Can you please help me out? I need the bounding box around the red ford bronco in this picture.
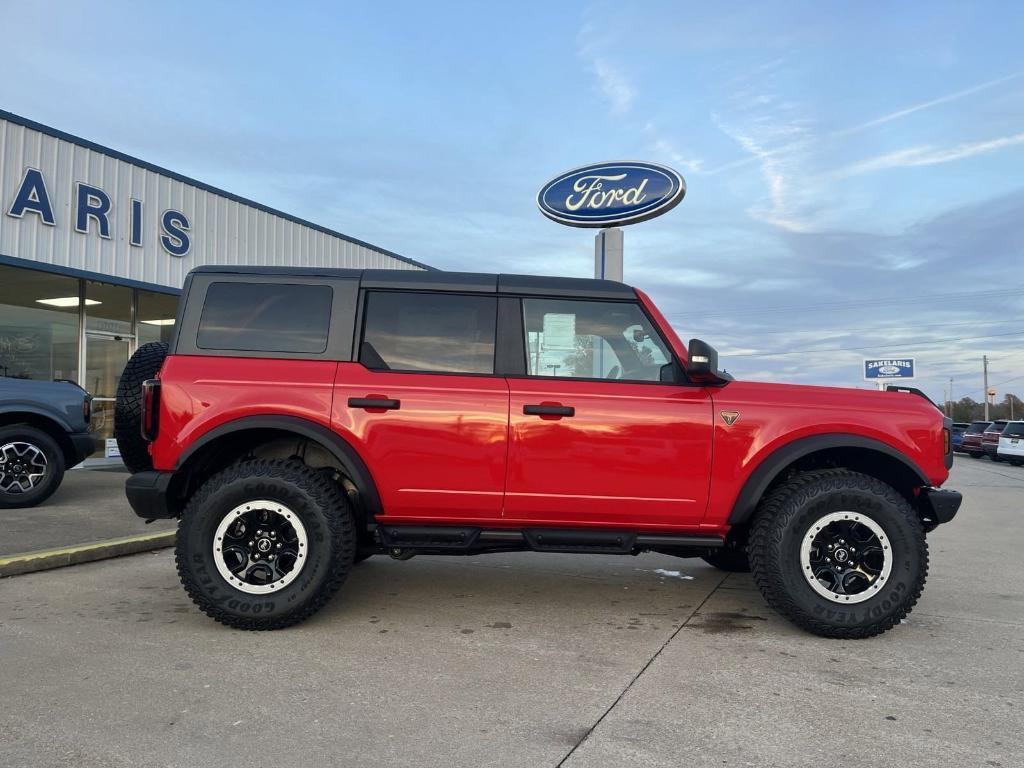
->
[116,267,960,637]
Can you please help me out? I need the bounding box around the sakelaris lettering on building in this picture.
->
[5,167,191,256]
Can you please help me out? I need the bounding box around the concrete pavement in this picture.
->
[0,468,174,558]
[0,457,1021,767]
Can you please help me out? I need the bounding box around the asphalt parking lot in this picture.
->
[1,457,1021,768]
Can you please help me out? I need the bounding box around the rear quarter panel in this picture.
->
[150,356,338,470]
[704,381,948,531]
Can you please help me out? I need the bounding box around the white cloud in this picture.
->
[646,128,704,174]
[711,109,819,233]
[590,57,634,115]
[835,71,1024,137]
[833,131,1024,177]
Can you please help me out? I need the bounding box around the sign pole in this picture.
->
[595,227,624,281]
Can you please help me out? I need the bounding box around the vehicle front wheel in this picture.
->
[701,548,750,572]
[0,425,65,509]
[175,459,356,629]
[749,469,927,639]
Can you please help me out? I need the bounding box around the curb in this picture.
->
[0,531,176,578]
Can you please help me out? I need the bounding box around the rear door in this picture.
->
[503,296,713,528]
[332,290,509,522]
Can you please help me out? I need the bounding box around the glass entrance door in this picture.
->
[85,334,131,457]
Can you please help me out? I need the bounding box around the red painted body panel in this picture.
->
[150,356,337,471]
[330,363,509,520]
[702,381,949,529]
[504,378,712,527]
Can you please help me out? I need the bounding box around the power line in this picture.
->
[724,329,1024,358]
[669,285,1024,320]
[701,317,1021,338]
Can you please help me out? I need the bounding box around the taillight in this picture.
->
[83,395,92,424]
[943,428,950,455]
[141,379,161,442]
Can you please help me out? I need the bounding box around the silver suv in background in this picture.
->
[0,377,94,508]
[996,421,1024,467]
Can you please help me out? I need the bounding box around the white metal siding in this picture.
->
[0,117,422,289]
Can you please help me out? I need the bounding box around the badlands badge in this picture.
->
[720,410,740,426]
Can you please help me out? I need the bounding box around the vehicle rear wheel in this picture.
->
[0,425,65,509]
[115,341,168,473]
[1009,459,1024,467]
[749,469,927,639]
[701,548,750,572]
[175,459,356,629]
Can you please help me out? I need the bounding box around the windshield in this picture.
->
[967,421,991,434]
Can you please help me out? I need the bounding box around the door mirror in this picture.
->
[686,338,732,386]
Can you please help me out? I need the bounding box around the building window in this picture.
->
[85,280,133,337]
[0,264,80,382]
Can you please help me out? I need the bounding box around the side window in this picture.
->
[360,291,497,374]
[522,299,671,382]
[197,282,332,354]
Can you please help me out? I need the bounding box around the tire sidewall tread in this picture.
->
[0,424,65,509]
[749,469,928,639]
[175,459,356,630]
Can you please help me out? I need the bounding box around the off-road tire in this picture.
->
[749,469,927,639]
[115,341,168,473]
[175,459,356,630]
[701,548,750,572]
[0,425,65,509]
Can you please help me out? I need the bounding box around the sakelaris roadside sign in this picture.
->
[864,358,915,381]
[537,161,686,228]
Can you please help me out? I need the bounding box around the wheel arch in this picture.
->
[0,410,76,468]
[727,433,929,527]
[170,415,382,522]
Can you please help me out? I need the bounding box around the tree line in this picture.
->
[944,394,1023,423]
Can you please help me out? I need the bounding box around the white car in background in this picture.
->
[997,421,1024,467]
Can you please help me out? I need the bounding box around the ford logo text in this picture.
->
[537,162,686,228]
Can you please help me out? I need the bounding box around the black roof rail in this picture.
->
[885,384,940,410]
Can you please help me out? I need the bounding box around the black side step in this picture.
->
[523,528,636,554]
[373,524,724,555]
[378,525,481,551]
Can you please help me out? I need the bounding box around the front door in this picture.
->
[84,333,131,457]
[332,290,509,522]
[504,297,713,528]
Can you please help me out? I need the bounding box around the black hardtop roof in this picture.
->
[188,265,636,300]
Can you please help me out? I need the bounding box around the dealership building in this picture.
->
[0,110,429,458]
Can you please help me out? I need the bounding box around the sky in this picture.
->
[2,0,1023,403]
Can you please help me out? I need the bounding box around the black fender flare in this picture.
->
[175,415,383,519]
[726,433,930,525]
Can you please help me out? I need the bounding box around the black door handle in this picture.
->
[348,397,401,410]
[523,404,575,417]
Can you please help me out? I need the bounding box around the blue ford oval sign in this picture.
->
[537,161,686,228]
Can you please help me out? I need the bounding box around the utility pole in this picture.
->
[949,377,954,417]
[983,355,989,421]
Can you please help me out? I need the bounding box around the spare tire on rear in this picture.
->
[115,341,168,473]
